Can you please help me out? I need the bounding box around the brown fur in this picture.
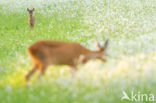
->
[27,8,35,29]
[25,40,108,82]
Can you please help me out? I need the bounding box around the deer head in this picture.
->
[83,39,109,62]
[27,8,35,16]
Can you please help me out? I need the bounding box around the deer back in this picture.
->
[27,40,91,66]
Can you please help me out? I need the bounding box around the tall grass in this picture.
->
[0,0,156,103]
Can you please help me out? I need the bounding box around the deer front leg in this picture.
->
[69,65,77,75]
[30,24,34,29]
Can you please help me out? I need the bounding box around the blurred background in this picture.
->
[0,0,156,103]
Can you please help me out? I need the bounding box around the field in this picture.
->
[0,0,156,103]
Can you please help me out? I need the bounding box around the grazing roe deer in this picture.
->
[27,8,35,29]
[25,40,109,82]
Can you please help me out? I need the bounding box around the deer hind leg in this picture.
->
[38,62,48,79]
[25,64,38,82]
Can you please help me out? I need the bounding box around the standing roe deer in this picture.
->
[25,40,109,82]
[27,8,35,29]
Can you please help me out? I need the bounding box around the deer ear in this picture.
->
[103,39,109,51]
[27,8,29,11]
[94,39,102,51]
[32,8,35,11]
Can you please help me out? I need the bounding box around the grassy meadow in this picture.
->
[0,0,156,103]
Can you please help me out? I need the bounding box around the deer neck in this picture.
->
[85,50,102,59]
[29,15,33,18]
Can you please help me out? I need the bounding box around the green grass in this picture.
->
[0,0,156,103]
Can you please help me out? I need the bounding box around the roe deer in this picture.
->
[25,40,109,82]
[27,8,35,29]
